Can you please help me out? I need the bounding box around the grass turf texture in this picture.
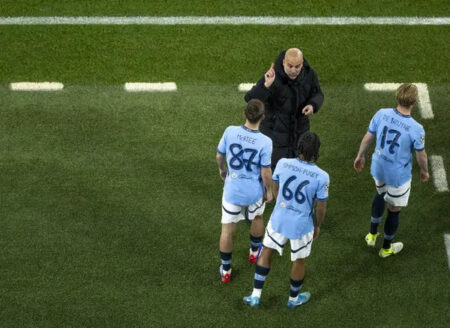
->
[1,83,449,327]
[1,0,450,17]
[1,16,450,328]
[1,26,449,85]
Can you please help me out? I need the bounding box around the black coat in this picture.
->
[245,50,324,166]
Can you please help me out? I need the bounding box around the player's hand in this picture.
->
[354,156,365,172]
[264,63,275,88]
[420,169,429,182]
[219,169,227,181]
[302,105,314,116]
[313,226,320,240]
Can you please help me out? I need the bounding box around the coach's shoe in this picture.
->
[379,242,404,258]
[243,295,260,307]
[287,291,311,309]
[219,265,231,283]
[248,245,262,263]
[365,232,379,247]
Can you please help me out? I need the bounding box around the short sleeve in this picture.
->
[272,159,282,182]
[368,112,379,135]
[217,128,228,155]
[260,139,272,168]
[316,173,330,201]
[413,125,425,151]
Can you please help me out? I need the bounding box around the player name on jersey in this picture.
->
[382,114,411,132]
[236,133,257,144]
[282,162,320,179]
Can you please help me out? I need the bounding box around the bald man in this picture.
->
[245,48,324,169]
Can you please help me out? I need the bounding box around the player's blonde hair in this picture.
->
[396,83,418,107]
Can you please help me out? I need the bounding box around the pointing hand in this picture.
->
[264,63,275,88]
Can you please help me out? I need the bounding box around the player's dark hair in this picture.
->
[297,132,321,162]
[245,99,265,123]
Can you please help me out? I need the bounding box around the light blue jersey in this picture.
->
[217,125,272,206]
[270,158,329,240]
[368,108,425,187]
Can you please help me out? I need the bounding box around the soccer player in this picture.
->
[243,132,329,308]
[216,99,273,283]
[354,83,429,258]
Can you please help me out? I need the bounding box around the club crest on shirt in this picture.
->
[231,172,238,179]
[280,202,286,208]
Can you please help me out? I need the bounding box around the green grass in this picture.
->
[1,25,449,85]
[1,0,450,16]
[0,1,449,327]
[0,84,449,327]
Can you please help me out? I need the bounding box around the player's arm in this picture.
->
[303,69,324,114]
[313,201,327,240]
[216,152,227,181]
[354,132,375,172]
[271,181,279,200]
[415,150,429,182]
[244,63,275,102]
[261,167,273,202]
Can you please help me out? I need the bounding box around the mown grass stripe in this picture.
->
[1,16,450,25]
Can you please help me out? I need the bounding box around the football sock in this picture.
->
[370,216,382,235]
[220,251,232,271]
[383,210,400,249]
[250,234,263,253]
[370,193,385,234]
[289,278,304,301]
[252,265,270,297]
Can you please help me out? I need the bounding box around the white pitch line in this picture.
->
[415,83,434,119]
[238,83,255,92]
[124,82,177,92]
[430,155,449,192]
[10,82,63,91]
[444,234,450,270]
[364,83,434,119]
[1,16,450,25]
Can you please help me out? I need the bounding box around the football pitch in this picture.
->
[1,1,449,327]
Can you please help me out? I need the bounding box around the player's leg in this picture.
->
[287,231,313,308]
[247,199,265,262]
[243,247,275,306]
[249,214,264,263]
[289,259,306,303]
[365,180,387,246]
[220,197,245,282]
[379,204,403,257]
[379,180,410,258]
[219,223,236,282]
[243,220,286,306]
